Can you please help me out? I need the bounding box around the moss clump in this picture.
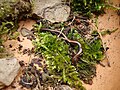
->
[33,32,85,90]
[0,0,32,21]
[32,21,104,89]
[69,0,106,17]
[69,30,104,84]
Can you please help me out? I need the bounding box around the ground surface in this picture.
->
[85,0,120,90]
[2,0,120,90]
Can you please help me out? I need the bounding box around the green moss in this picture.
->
[69,0,106,17]
[33,32,85,90]
[33,22,104,89]
[0,0,32,21]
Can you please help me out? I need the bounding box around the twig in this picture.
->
[35,72,42,89]
[57,27,64,38]
[21,78,33,85]
[40,28,82,63]
[88,21,111,67]
[106,3,120,10]
[89,36,99,44]
[99,62,105,67]
[68,16,75,26]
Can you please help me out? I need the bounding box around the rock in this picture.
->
[33,0,61,15]
[0,57,20,89]
[33,0,70,23]
[54,85,73,90]
[43,4,70,23]
[20,28,35,40]
[20,28,33,37]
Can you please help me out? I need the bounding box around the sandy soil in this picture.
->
[85,0,120,90]
[3,20,36,90]
[2,0,120,90]
[4,20,36,64]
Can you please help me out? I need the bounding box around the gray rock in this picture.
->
[43,4,70,23]
[55,85,73,90]
[33,0,61,14]
[0,57,20,88]
[33,0,70,23]
[20,28,33,37]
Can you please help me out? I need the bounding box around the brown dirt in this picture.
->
[2,0,120,89]
[84,0,120,90]
[3,20,36,90]
[4,19,36,64]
